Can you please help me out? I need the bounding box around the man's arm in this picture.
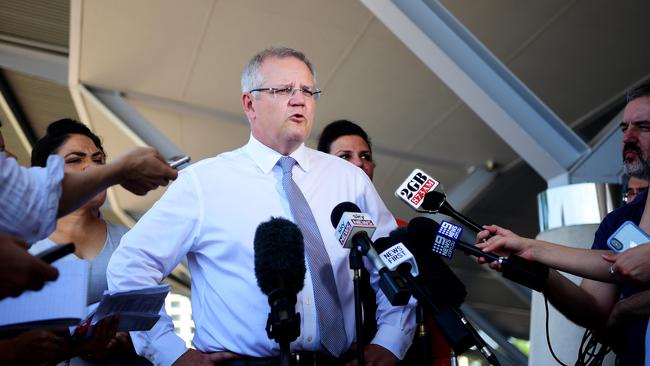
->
[0,153,64,242]
[605,288,650,332]
[58,147,177,217]
[544,272,618,329]
[107,169,204,365]
[361,179,416,364]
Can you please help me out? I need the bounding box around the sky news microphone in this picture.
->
[254,217,305,347]
[409,217,549,292]
[330,202,410,306]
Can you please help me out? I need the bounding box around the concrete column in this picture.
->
[529,183,621,365]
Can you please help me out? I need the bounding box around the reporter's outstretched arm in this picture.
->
[476,224,618,329]
[58,147,177,217]
[476,224,615,282]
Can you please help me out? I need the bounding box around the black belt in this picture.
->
[221,352,343,366]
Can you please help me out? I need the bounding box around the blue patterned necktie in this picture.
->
[278,156,348,357]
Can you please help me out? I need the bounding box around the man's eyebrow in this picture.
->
[620,120,650,127]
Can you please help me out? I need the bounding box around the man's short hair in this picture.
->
[626,81,650,103]
[241,47,315,93]
[317,120,372,153]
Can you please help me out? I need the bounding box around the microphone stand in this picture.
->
[350,234,411,306]
[265,288,300,366]
[452,306,500,366]
[348,247,365,366]
[415,305,431,366]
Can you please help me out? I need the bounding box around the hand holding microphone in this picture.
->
[475,224,538,270]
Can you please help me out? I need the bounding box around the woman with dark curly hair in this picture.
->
[29,119,149,366]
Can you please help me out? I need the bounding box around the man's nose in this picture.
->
[623,126,638,143]
[288,89,306,105]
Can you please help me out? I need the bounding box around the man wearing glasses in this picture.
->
[108,47,414,366]
[625,176,649,204]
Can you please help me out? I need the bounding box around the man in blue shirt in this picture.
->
[476,82,650,364]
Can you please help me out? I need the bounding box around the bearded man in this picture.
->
[475,82,650,364]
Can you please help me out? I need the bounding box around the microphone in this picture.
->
[376,233,419,278]
[394,169,442,212]
[395,169,549,290]
[409,217,498,261]
[389,228,466,308]
[372,232,476,356]
[330,202,411,306]
[422,190,485,233]
[379,229,500,365]
[393,169,484,232]
[409,217,549,292]
[254,217,305,347]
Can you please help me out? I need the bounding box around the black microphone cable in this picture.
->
[543,295,569,366]
[543,294,615,366]
[576,327,613,366]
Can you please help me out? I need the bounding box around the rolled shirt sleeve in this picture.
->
[0,154,63,242]
[362,178,416,359]
[130,308,188,365]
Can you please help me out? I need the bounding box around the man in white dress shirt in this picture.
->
[107,47,415,366]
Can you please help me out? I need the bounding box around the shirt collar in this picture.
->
[244,134,311,174]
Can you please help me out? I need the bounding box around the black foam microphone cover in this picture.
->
[421,190,446,212]
[407,217,437,245]
[254,217,306,296]
[395,224,467,307]
[330,201,361,227]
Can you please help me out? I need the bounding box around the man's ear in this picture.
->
[242,93,255,121]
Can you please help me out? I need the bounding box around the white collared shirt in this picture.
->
[0,153,63,243]
[107,135,415,365]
